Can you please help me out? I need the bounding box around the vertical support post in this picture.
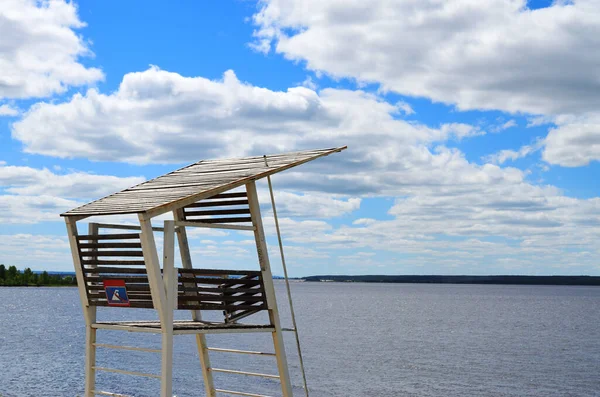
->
[246,181,294,397]
[65,217,97,397]
[174,209,216,397]
[138,214,171,397]
[162,221,176,397]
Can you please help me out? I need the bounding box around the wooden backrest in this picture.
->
[182,192,252,225]
[77,234,268,321]
[77,232,153,308]
[178,269,268,323]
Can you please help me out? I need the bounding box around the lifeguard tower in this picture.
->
[62,147,346,397]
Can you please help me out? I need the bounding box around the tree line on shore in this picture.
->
[0,264,77,286]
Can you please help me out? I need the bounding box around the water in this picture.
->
[1,282,599,397]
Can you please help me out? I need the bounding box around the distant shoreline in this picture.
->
[302,275,600,286]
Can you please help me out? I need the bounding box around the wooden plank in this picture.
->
[84,267,148,274]
[90,300,155,309]
[77,234,141,240]
[85,275,150,283]
[81,251,144,257]
[81,260,146,266]
[62,147,346,218]
[190,217,252,224]
[177,268,260,276]
[88,284,151,292]
[208,192,247,199]
[79,242,142,249]
[177,277,261,286]
[184,208,250,217]
[185,199,248,208]
[178,295,264,303]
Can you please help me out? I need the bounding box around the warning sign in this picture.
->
[103,280,130,307]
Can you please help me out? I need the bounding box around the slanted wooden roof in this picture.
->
[62,146,346,218]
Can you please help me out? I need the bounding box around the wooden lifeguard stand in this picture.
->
[62,147,346,397]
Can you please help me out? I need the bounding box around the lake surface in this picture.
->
[1,282,599,396]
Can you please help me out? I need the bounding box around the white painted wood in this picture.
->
[246,181,293,397]
[91,322,275,334]
[210,368,280,379]
[137,214,167,324]
[96,223,165,232]
[85,223,99,397]
[174,208,216,397]
[161,220,175,397]
[93,390,133,397]
[85,308,97,397]
[206,347,276,356]
[64,218,90,311]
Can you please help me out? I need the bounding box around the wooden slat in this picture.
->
[88,284,151,292]
[189,217,252,224]
[208,192,247,199]
[77,233,141,240]
[85,276,150,283]
[178,295,264,303]
[61,147,346,217]
[185,199,248,208]
[81,251,144,257]
[184,208,250,217]
[177,269,260,276]
[84,267,149,274]
[81,260,146,266]
[177,277,261,286]
[79,242,142,249]
[90,300,154,309]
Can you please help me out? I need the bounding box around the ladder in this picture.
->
[86,327,300,397]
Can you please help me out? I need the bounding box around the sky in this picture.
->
[1,0,600,277]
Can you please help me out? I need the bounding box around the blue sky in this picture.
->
[1,0,600,276]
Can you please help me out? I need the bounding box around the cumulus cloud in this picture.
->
[0,164,144,198]
[485,139,544,165]
[0,163,145,223]
[12,67,475,164]
[8,68,600,274]
[251,0,600,166]
[0,0,103,99]
[251,0,600,116]
[543,117,600,167]
[0,104,18,116]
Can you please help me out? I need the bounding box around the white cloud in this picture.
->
[0,164,144,198]
[542,116,600,167]
[0,104,18,116]
[259,190,361,218]
[251,0,600,167]
[485,139,544,165]
[8,67,600,274]
[0,163,145,223]
[251,0,600,116]
[0,234,72,271]
[12,67,476,164]
[0,0,103,99]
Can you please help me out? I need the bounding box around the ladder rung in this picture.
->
[93,391,133,397]
[94,343,161,353]
[207,347,276,356]
[215,389,274,397]
[93,366,160,379]
[282,328,296,332]
[210,368,280,379]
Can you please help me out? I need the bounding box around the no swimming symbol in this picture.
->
[103,279,131,307]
